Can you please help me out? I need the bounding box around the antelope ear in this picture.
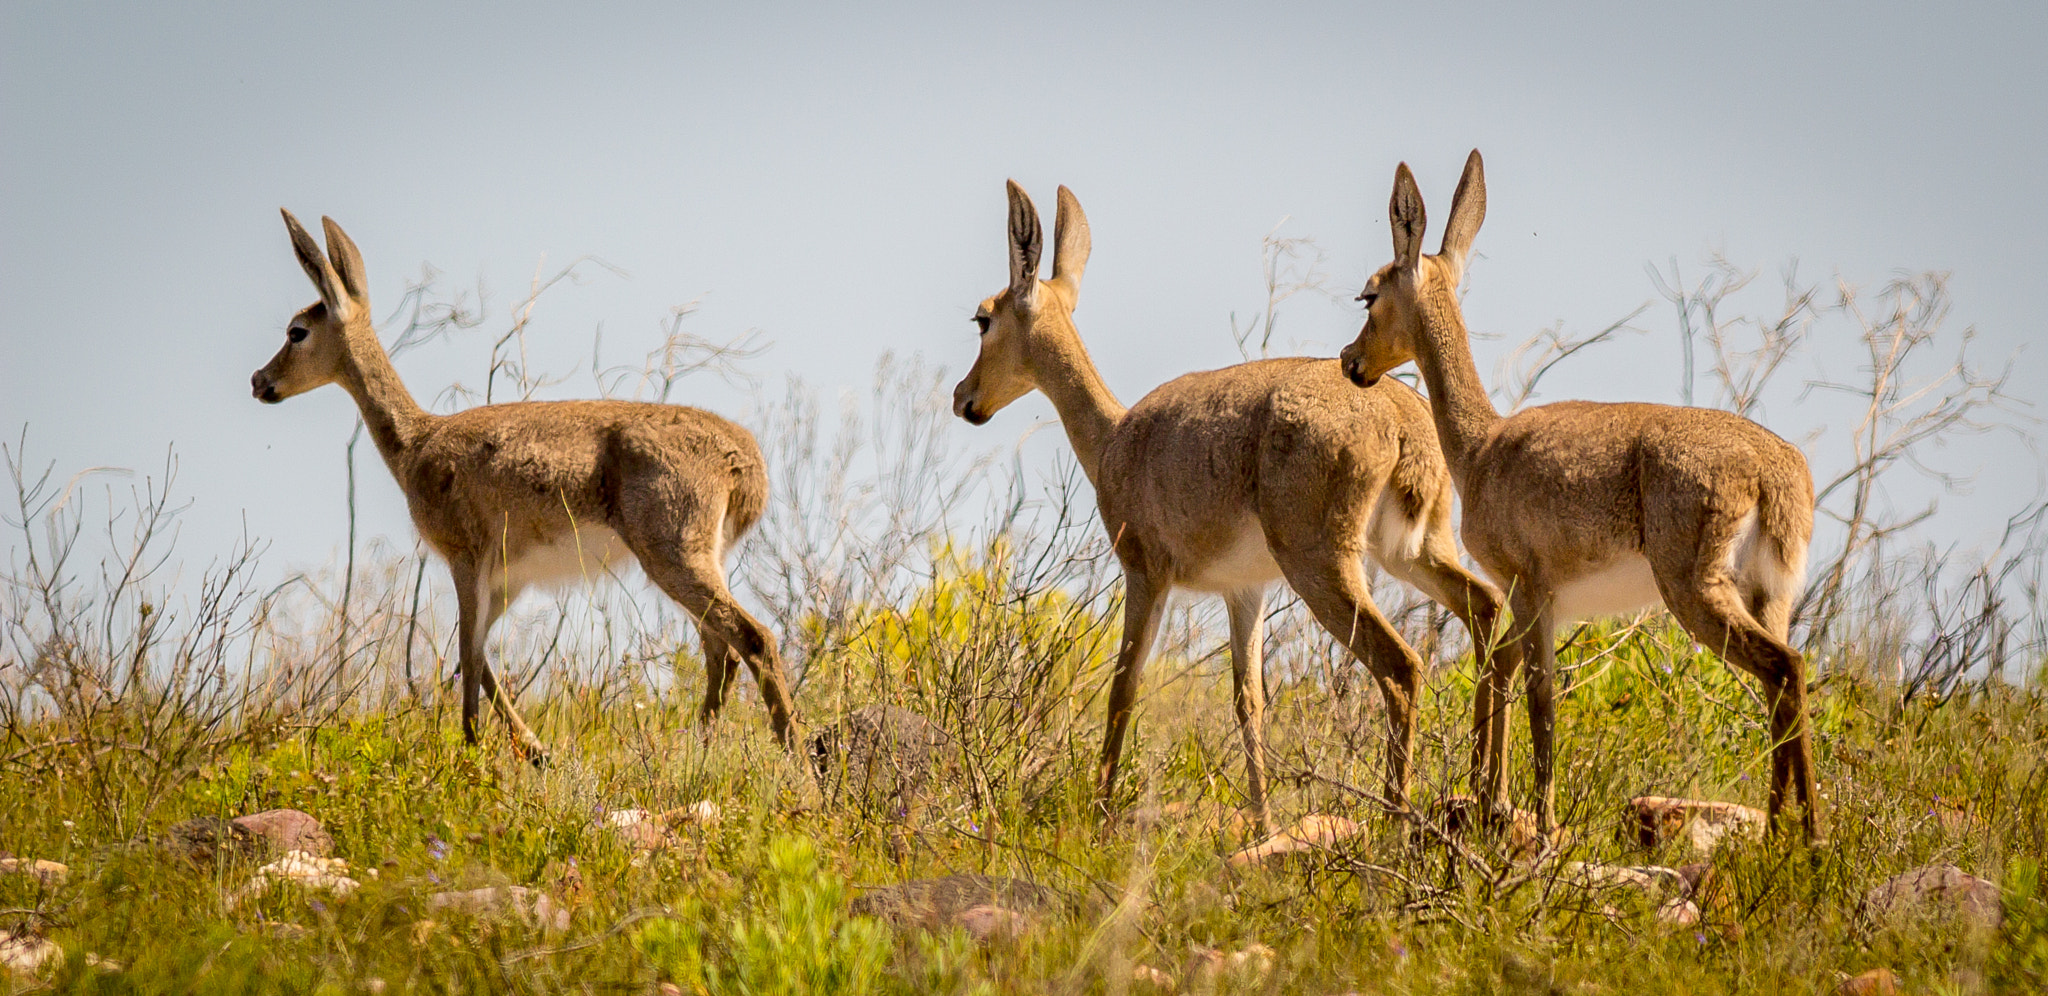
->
[321,216,369,307]
[1005,180,1043,309]
[1438,149,1486,284]
[1048,185,1091,305]
[1389,163,1427,272]
[282,208,351,319]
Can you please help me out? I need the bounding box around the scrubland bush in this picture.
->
[0,254,2043,992]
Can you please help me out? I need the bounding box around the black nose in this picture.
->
[960,402,989,426]
[1343,360,1368,387]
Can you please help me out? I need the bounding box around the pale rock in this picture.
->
[953,904,1032,942]
[1624,796,1766,856]
[1226,814,1360,868]
[1184,942,1276,987]
[604,801,720,852]
[231,809,334,858]
[1835,967,1901,996]
[1656,897,1702,926]
[1131,964,1177,990]
[0,858,68,887]
[231,850,361,907]
[0,933,63,978]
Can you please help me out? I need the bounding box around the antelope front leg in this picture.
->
[453,566,547,763]
[1098,572,1167,821]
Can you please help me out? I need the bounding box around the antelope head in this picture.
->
[1341,149,1486,388]
[952,180,1091,425]
[252,210,371,404]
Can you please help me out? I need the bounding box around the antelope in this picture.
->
[952,182,1512,832]
[1339,152,1821,840]
[251,211,798,760]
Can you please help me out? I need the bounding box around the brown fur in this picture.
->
[1339,152,1821,840]
[954,183,1513,831]
[251,211,796,759]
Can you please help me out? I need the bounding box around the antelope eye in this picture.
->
[287,327,309,343]
[973,315,991,334]
[1356,293,1378,308]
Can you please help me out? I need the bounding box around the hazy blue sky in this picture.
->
[3,1,2042,582]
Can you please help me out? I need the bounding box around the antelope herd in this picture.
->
[254,151,1823,842]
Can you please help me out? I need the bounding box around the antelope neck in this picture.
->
[1408,292,1501,493]
[336,332,433,472]
[1027,316,1126,486]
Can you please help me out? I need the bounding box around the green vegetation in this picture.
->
[2,561,2044,994]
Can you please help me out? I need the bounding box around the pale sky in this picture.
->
[4,2,2042,585]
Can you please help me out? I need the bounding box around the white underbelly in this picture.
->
[1552,553,1664,624]
[1186,522,1283,593]
[499,524,636,596]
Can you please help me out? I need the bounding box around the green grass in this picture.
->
[4,605,2046,995]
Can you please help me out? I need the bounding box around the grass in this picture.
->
[4,587,2046,994]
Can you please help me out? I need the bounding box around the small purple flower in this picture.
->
[428,872,442,885]
[427,835,450,861]
[310,899,327,913]
[1694,932,1707,944]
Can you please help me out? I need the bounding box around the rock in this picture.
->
[232,809,334,858]
[1623,797,1766,855]
[667,800,721,826]
[1184,942,1276,988]
[604,810,677,852]
[1434,795,1553,859]
[953,904,1033,942]
[1836,968,1901,996]
[603,802,720,852]
[1559,862,1688,899]
[1861,864,2001,930]
[161,816,262,866]
[1131,962,1176,990]
[229,850,363,907]
[0,857,68,887]
[1656,897,1701,926]
[808,705,951,817]
[851,874,1063,935]
[1226,814,1361,868]
[425,886,571,932]
[0,932,62,978]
